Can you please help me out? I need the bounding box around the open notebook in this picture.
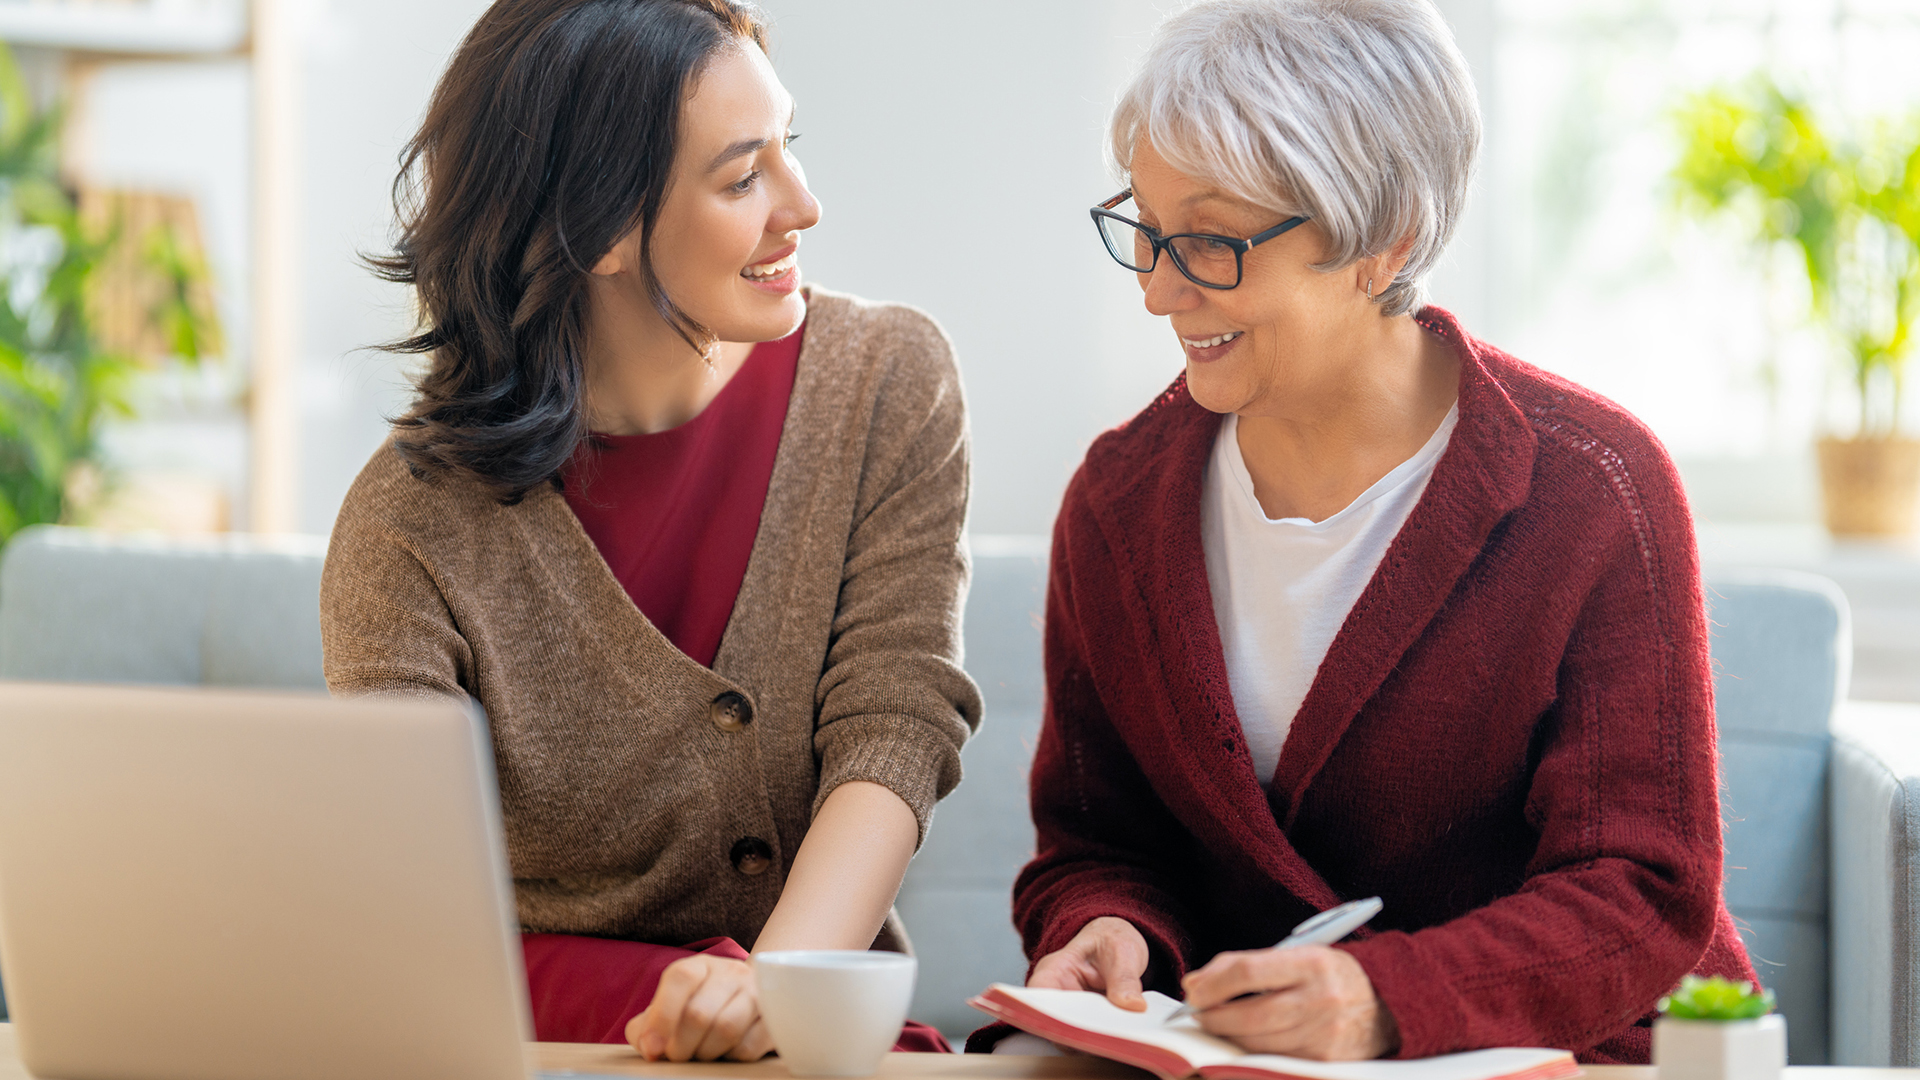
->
[969,985,1582,1080]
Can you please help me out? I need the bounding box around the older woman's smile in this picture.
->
[1180,329,1245,362]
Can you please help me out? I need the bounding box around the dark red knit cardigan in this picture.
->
[993,308,1755,1063]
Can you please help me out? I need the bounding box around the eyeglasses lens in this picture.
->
[1098,215,1155,273]
[1096,213,1241,288]
[1167,235,1241,288]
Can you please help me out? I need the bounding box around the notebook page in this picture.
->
[1202,1047,1580,1080]
[982,985,1244,1072]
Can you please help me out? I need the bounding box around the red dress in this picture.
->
[977,308,1754,1062]
[534,325,946,1052]
[562,329,801,669]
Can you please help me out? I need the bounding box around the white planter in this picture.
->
[1654,1015,1787,1080]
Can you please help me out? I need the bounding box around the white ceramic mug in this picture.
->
[753,950,917,1078]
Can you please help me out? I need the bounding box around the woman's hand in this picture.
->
[624,954,774,1062]
[1028,916,1152,1011]
[1181,945,1398,1060]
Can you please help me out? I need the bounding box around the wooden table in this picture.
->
[1,1024,1914,1080]
[534,1042,1155,1079]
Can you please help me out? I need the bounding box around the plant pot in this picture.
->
[1816,436,1920,537]
[1654,1015,1786,1080]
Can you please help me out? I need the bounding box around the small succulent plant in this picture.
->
[1658,975,1777,1021]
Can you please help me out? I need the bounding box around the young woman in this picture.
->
[320,0,978,1062]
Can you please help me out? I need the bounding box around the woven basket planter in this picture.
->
[1817,436,1920,537]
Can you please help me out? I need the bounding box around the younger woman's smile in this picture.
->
[741,245,800,294]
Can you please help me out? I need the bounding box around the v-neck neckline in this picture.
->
[533,300,831,686]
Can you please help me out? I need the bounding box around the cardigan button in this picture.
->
[710,691,753,732]
[730,836,774,876]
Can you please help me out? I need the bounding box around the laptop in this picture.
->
[0,682,533,1080]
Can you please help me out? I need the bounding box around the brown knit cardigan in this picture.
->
[320,288,983,949]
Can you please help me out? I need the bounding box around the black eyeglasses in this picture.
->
[1090,189,1309,290]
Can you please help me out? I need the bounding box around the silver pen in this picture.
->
[1164,896,1384,1023]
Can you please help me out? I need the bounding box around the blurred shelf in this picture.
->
[0,0,284,526]
[0,1,246,55]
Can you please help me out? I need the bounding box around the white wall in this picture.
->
[285,0,491,534]
[766,0,1177,536]
[771,0,1494,536]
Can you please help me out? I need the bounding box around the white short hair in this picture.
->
[1111,0,1481,317]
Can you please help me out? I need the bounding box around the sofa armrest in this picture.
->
[1831,699,1920,1066]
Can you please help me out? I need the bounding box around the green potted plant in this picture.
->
[1653,975,1785,1080]
[0,44,219,546]
[1672,77,1920,536]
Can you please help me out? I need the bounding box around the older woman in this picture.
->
[976,0,1755,1064]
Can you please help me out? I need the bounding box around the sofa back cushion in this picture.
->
[0,526,327,689]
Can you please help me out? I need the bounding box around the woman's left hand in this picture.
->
[1180,945,1399,1061]
[624,954,774,1062]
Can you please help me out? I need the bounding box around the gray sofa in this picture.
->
[1,525,1917,1062]
[1831,700,1920,1066]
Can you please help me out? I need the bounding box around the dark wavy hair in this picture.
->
[369,0,768,503]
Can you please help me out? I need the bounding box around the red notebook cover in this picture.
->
[970,984,1582,1080]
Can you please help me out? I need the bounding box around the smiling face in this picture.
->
[1128,140,1384,416]
[594,40,820,348]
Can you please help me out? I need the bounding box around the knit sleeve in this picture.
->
[319,464,473,702]
[809,309,982,845]
[1011,470,1201,989]
[1343,450,1729,1058]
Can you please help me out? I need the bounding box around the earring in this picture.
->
[1366,277,1374,303]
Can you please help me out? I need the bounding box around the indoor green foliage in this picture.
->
[0,44,218,544]
[1671,76,1920,437]
[1658,975,1777,1021]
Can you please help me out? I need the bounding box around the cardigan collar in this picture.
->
[1081,306,1537,905]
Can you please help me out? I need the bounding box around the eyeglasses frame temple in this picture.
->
[1247,214,1310,247]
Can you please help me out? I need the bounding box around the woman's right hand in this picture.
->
[1027,916,1152,1011]
[624,953,774,1062]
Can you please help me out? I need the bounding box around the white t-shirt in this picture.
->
[1200,405,1459,787]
